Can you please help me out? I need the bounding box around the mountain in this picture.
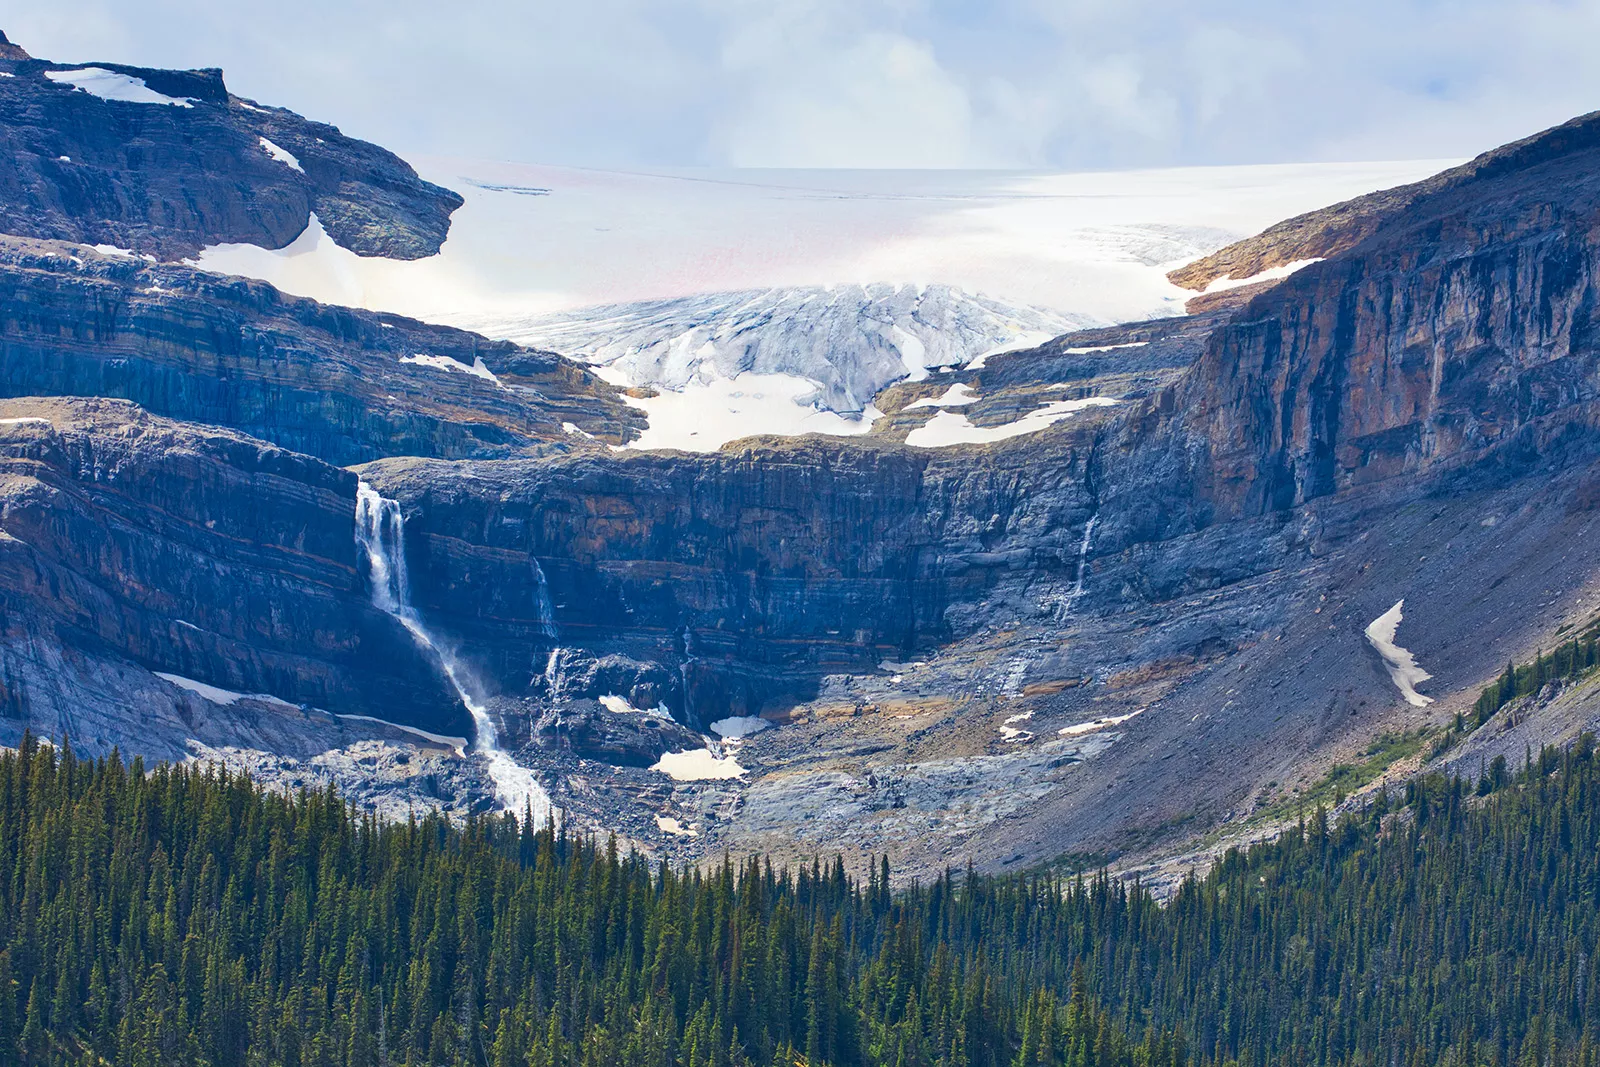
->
[2,30,1600,884]
[186,157,1445,450]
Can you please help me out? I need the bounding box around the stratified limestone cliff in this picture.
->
[1120,111,1600,540]
[0,397,471,749]
[0,236,642,462]
[0,41,461,260]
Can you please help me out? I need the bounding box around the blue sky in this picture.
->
[7,0,1600,169]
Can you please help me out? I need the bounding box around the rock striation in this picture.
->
[0,235,642,463]
[0,397,474,751]
[0,38,461,260]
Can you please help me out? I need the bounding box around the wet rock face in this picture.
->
[0,237,642,463]
[362,431,1105,722]
[0,397,471,743]
[0,42,461,260]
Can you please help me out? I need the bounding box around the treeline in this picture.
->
[1472,624,1600,725]
[5,727,1600,1067]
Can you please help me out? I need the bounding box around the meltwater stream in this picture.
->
[355,483,555,824]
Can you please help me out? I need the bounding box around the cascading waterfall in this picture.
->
[1066,512,1099,611]
[355,482,554,824]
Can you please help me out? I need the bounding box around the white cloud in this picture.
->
[9,0,1600,169]
[716,29,980,167]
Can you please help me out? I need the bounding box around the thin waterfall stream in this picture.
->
[355,482,554,824]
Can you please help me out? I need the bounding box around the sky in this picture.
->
[5,1,1600,170]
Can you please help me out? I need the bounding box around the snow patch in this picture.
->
[1062,341,1151,355]
[1059,710,1142,736]
[562,421,596,440]
[155,672,297,710]
[906,396,1120,448]
[999,711,1035,742]
[45,68,196,107]
[0,417,51,427]
[1364,600,1435,707]
[651,748,747,781]
[709,716,770,739]
[1200,259,1324,295]
[905,383,978,410]
[258,136,304,173]
[656,815,698,837]
[400,353,502,386]
[618,372,881,452]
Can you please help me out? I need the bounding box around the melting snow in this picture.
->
[906,383,979,409]
[1200,258,1324,294]
[709,716,770,739]
[45,68,196,107]
[999,711,1035,741]
[0,417,51,427]
[400,353,502,386]
[258,136,304,173]
[618,372,881,452]
[906,396,1120,448]
[655,815,698,836]
[155,672,297,709]
[1062,341,1151,355]
[1059,710,1143,736]
[1364,600,1435,706]
[651,748,747,781]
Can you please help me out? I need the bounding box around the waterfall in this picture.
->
[1067,513,1099,611]
[532,559,557,639]
[355,482,554,824]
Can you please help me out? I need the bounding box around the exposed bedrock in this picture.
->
[0,397,471,750]
[0,39,461,260]
[1101,116,1600,560]
[358,431,1106,726]
[0,237,642,462]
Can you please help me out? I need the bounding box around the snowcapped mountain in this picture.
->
[480,283,1091,416]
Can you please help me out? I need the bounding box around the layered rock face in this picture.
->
[1127,114,1600,542]
[0,397,471,751]
[361,425,1107,724]
[0,39,460,259]
[0,236,641,462]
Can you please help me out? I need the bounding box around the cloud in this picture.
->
[6,0,1600,169]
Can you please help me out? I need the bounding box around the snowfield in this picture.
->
[191,158,1453,449]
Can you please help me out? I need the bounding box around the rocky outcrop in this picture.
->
[1133,109,1600,534]
[0,397,472,749]
[0,34,461,260]
[0,236,642,462]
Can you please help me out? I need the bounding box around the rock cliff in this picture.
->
[0,38,461,260]
[0,235,642,462]
[0,397,473,751]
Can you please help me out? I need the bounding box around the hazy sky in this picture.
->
[7,1,1600,170]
